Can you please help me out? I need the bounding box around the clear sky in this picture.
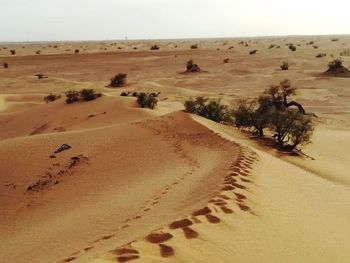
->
[1,0,349,42]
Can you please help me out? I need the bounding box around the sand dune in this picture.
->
[1,36,350,263]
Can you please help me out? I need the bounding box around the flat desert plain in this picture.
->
[0,36,350,263]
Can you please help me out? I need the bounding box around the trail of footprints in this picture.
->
[106,145,259,263]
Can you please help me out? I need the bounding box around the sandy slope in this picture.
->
[1,36,350,263]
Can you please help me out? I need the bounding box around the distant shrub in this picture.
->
[150,45,160,50]
[65,90,79,104]
[249,49,258,55]
[280,62,289,70]
[3,62,8,68]
[44,93,61,103]
[268,44,276,49]
[316,53,327,58]
[288,44,296,51]
[313,45,318,49]
[331,38,339,42]
[136,93,158,109]
[190,44,198,49]
[36,50,41,55]
[186,59,200,73]
[75,49,79,54]
[10,49,16,55]
[110,73,127,87]
[80,88,101,101]
[327,58,344,71]
[340,49,350,57]
[223,58,230,63]
[35,73,48,79]
[184,97,233,123]
[120,91,130,96]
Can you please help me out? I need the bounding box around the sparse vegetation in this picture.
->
[184,97,233,123]
[75,49,79,54]
[65,90,79,104]
[110,73,127,87]
[280,62,289,70]
[10,49,16,55]
[249,49,258,55]
[186,59,200,73]
[44,93,61,103]
[65,89,101,104]
[3,62,8,68]
[223,58,230,63]
[80,88,102,101]
[233,79,313,150]
[150,45,160,50]
[316,53,327,58]
[190,44,198,49]
[340,49,350,57]
[136,92,158,109]
[35,73,48,79]
[288,44,296,51]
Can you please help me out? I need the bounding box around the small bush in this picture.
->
[110,73,127,87]
[280,62,289,70]
[223,58,230,63]
[3,62,8,68]
[288,44,296,51]
[150,45,160,50]
[10,50,16,55]
[44,93,61,103]
[35,73,47,79]
[340,49,350,57]
[186,59,200,73]
[327,58,344,71]
[191,44,198,49]
[80,88,101,101]
[75,49,79,54]
[36,50,41,55]
[316,53,326,58]
[249,49,258,55]
[120,91,129,96]
[136,93,158,109]
[65,90,79,104]
[268,44,276,49]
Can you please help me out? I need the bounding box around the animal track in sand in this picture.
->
[159,244,175,257]
[220,205,234,214]
[83,246,94,252]
[61,256,77,262]
[182,226,199,239]
[205,214,221,224]
[117,255,140,262]
[169,218,193,229]
[145,232,173,244]
[192,206,211,216]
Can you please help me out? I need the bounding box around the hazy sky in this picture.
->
[1,0,349,41]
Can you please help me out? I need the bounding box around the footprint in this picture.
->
[220,205,234,214]
[117,255,140,263]
[205,214,221,224]
[112,247,139,255]
[145,232,173,243]
[62,257,77,262]
[83,246,94,252]
[238,203,250,212]
[102,234,114,240]
[234,193,247,200]
[182,226,199,239]
[192,207,211,216]
[159,244,175,258]
[169,218,193,229]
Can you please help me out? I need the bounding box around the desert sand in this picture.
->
[0,36,349,263]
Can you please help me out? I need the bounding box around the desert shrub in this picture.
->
[280,62,289,70]
[288,44,296,51]
[223,58,230,63]
[3,62,8,68]
[65,90,79,104]
[36,50,41,55]
[120,91,129,96]
[80,88,101,101]
[75,49,79,54]
[268,44,276,49]
[44,93,61,103]
[331,38,339,42]
[136,93,158,109]
[229,46,234,49]
[150,45,160,50]
[340,49,350,57]
[313,45,318,49]
[10,50,16,55]
[191,44,198,49]
[110,73,127,87]
[327,58,344,71]
[184,97,233,123]
[316,53,326,58]
[270,108,314,149]
[186,59,200,72]
[35,73,47,79]
[249,49,258,55]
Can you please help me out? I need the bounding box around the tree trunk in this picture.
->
[285,101,306,114]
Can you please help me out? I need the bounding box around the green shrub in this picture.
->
[184,97,233,123]
[44,93,61,103]
[136,93,158,109]
[80,88,101,101]
[65,90,79,104]
[110,73,127,87]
